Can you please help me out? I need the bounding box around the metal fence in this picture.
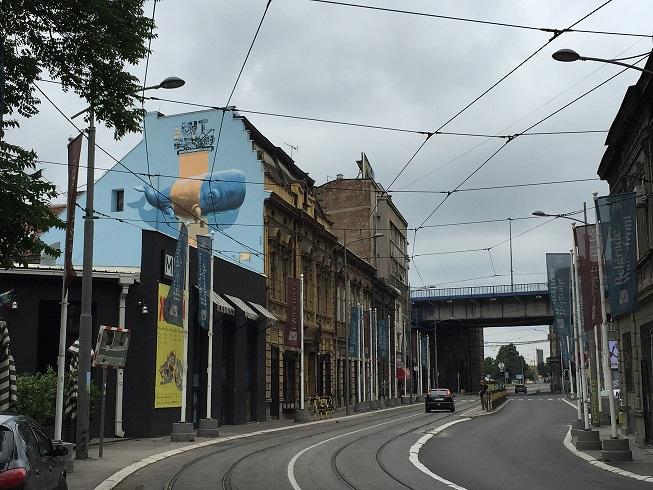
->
[411,283,548,300]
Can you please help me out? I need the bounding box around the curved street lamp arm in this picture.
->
[580,56,653,76]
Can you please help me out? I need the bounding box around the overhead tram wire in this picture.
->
[414,52,650,233]
[360,0,616,237]
[308,0,650,38]
[34,83,265,258]
[33,159,601,195]
[207,0,273,234]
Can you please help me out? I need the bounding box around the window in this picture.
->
[0,428,14,464]
[17,423,39,459]
[112,189,124,212]
[31,424,53,457]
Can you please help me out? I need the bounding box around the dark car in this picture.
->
[515,384,528,394]
[0,415,68,489]
[425,389,455,412]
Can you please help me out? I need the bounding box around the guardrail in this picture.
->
[411,283,548,300]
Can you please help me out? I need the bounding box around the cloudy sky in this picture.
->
[10,0,653,362]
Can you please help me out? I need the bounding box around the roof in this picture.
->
[1,264,140,281]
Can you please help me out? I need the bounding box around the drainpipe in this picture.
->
[115,283,130,437]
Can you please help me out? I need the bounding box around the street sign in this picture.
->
[93,325,131,369]
[498,362,505,371]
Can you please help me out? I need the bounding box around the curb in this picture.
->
[562,426,653,483]
[93,400,435,490]
[458,398,512,418]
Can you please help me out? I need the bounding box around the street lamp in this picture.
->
[341,232,383,415]
[65,76,185,459]
[552,49,653,76]
[531,210,588,225]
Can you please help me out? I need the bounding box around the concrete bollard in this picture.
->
[571,429,602,450]
[171,422,195,442]
[294,408,313,423]
[197,418,220,437]
[602,438,632,461]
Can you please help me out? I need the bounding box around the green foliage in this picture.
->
[483,356,497,378]
[1,1,156,267]
[11,367,100,427]
[537,361,552,377]
[495,343,528,381]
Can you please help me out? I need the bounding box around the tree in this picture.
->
[537,362,551,378]
[483,357,497,378]
[1,1,156,267]
[495,343,528,382]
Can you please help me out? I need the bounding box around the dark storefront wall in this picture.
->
[127,231,266,438]
[0,271,130,440]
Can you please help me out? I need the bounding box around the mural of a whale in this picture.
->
[134,169,247,221]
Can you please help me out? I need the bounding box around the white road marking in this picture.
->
[287,411,422,490]
[563,426,653,482]
[94,401,425,490]
[548,398,554,401]
[561,398,579,410]
[408,418,471,489]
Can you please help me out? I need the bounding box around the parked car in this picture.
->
[425,389,455,412]
[514,384,528,394]
[0,415,68,489]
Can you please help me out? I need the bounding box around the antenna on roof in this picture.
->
[283,142,299,159]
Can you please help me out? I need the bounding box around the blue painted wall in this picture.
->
[41,110,265,273]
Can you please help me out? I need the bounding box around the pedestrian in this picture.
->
[479,380,488,409]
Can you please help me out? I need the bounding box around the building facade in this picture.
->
[596,54,653,444]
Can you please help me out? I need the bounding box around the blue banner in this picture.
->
[597,192,638,317]
[377,319,388,360]
[421,335,428,367]
[348,306,359,357]
[546,253,572,337]
[197,234,212,330]
[164,223,188,326]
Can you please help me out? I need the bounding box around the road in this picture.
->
[112,391,644,490]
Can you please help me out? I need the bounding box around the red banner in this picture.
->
[285,277,300,348]
[574,224,601,332]
[64,134,83,289]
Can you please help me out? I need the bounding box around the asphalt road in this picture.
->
[421,394,649,490]
[112,391,644,490]
[114,396,479,490]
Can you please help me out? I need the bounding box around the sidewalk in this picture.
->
[456,398,511,418]
[68,400,431,490]
[571,424,653,479]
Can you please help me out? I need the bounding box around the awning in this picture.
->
[248,302,278,323]
[223,294,259,321]
[212,291,235,316]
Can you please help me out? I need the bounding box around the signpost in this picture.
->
[92,325,131,458]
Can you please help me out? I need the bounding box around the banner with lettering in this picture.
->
[196,234,212,330]
[421,335,428,367]
[164,224,188,326]
[156,283,183,408]
[546,253,572,337]
[377,318,388,359]
[348,306,360,357]
[596,192,638,317]
[285,278,300,348]
[574,225,602,332]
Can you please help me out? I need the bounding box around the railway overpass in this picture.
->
[411,283,553,394]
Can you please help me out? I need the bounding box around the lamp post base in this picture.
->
[171,422,195,442]
[197,418,220,438]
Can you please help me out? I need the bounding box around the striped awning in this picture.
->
[248,302,278,323]
[211,291,235,316]
[223,295,259,321]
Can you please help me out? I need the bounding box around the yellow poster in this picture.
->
[155,282,184,408]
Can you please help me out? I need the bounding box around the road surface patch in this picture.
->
[562,426,653,483]
[408,418,471,489]
[94,402,423,490]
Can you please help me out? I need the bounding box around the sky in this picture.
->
[8,0,653,363]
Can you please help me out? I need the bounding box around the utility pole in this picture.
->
[343,230,351,414]
[572,244,590,430]
[75,108,95,460]
[509,218,514,291]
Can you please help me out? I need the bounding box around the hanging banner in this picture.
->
[420,335,428,367]
[164,223,188,326]
[574,225,602,332]
[377,318,388,359]
[155,283,184,408]
[546,253,572,337]
[348,306,360,357]
[362,310,370,358]
[285,277,300,348]
[596,192,638,317]
[64,134,83,289]
[196,234,212,330]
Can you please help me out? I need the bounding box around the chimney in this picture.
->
[336,174,344,180]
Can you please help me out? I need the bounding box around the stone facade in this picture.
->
[597,54,653,445]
